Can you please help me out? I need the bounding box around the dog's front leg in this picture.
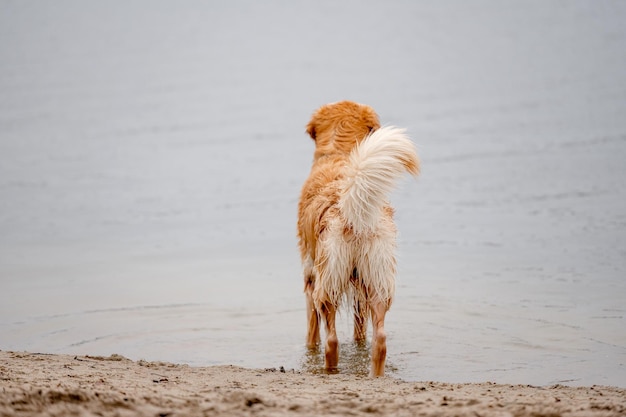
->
[353,298,368,342]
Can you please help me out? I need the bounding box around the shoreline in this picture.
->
[1,351,624,416]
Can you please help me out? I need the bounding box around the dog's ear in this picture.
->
[306,120,316,141]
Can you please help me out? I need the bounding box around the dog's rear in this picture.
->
[297,101,419,376]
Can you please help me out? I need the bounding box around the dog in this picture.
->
[297,101,419,376]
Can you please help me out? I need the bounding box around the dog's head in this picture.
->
[306,101,380,160]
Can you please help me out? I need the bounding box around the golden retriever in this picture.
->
[297,101,419,376]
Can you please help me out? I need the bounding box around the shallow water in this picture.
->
[1,1,625,387]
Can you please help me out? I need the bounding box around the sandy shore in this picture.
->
[0,351,624,417]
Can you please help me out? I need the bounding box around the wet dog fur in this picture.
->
[297,101,419,376]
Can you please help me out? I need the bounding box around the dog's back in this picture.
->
[297,101,419,376]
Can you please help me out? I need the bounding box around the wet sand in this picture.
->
[2,351,625,417]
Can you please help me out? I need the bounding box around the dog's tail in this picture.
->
[339,126,419,233]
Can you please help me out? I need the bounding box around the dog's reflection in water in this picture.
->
[302,340,396,376]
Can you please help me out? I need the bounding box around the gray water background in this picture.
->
[1,1,625,387]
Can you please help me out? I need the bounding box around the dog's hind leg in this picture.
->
[320,302,339,371]
[369,300,388,377]
[305,282,320,347]
[303,258,320,347]
[355,214,396,376]
[314,220,351,371]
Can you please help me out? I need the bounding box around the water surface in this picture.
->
[1,1,625,387]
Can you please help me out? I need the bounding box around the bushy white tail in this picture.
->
[339,126,419,233]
